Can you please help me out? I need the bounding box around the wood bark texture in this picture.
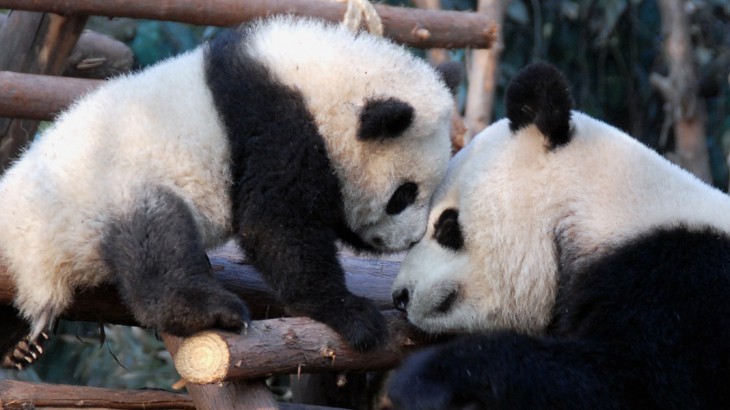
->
[163,334,280,410]
[0,380,347,409]
[167,310,432,384]
[0,379,193,409]
[0,0,497,49]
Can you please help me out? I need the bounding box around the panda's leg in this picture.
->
[100,187,248,336]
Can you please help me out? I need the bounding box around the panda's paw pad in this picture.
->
[2,332,49,370]
[334,295,388,351]
[160,287,250,336]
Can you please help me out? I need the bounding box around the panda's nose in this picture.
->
[392,288,410,312]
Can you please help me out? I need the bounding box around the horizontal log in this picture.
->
[0,71,101,120]
[165,310,441,384]
[0,379,195,409]
[0,243,399,324]
[0,380,347,409]
[0,0,498,49]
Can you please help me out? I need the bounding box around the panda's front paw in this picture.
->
[154,285,250,336]
[327,294,388,351]
[388,347,482,410]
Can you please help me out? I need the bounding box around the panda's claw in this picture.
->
[2,333,49,370]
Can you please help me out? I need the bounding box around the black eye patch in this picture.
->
[386,182,418,215]
[433,208,464,251]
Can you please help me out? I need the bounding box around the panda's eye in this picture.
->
[386,182,418,215]
[433,208,464,251]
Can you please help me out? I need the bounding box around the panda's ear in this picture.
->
[434,61,463,96]
[505,62,573,150]
[358,97,415,141]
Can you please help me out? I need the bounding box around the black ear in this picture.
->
[358,97,415,141]
[505,62,573,150]
[434,61,463,96]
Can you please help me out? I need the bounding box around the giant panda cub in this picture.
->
[388,62,730,409]
[0,16,457,368]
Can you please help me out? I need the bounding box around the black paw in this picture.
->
[153,285,250,336]
[2,332,49,370]
[324,294,388,351]
[388,347,482,410]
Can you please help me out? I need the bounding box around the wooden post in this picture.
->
[0,11,88,173]
[464,0,511,140]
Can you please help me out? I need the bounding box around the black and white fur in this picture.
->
[389,62,730,409]
[0,16,456,368]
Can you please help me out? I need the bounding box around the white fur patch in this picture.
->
[394,111,730,335]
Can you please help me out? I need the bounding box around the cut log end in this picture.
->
[175,331,232,384]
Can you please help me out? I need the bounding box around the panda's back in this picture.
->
[0,47,233,289]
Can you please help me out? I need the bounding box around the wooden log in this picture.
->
[167,310,438,384]
[0,379,347,409]
[0,0,498,49]
[0,71,102,121]
[163,334,280,410]
[0,379,195,409]
[0,247,398,324]
[0,11,88,173]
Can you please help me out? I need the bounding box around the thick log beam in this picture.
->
[0,380,347,409]
[0,379,195,409]
[0,246,399,323]
[166,310,436,384]
[0,71,101,120]
[0,0,498,49]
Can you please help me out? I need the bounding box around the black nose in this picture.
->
[392,288,410,312]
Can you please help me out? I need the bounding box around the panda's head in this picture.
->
[246,17,458,252]
[391,62,727,334]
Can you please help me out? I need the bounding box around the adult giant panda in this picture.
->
[388,62,730,409]
[0,16,457,368]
